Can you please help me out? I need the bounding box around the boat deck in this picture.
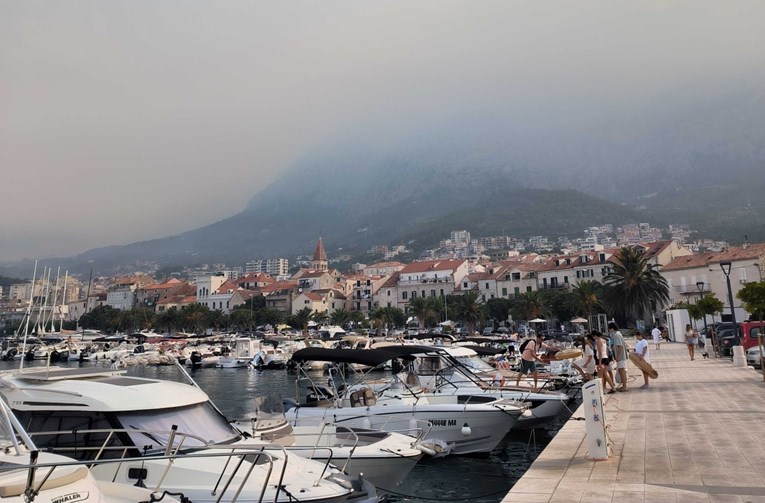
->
[502,341,765,503]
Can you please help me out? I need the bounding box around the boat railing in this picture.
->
[239,419,352,474]
[21,427,303,503]
[0,446,291,503]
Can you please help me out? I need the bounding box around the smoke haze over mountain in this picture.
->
[2,1,764,261]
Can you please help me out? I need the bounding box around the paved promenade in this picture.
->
[502,341,765,503]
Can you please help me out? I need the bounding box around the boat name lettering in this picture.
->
[52,492,89,503]
[428,419,456,426]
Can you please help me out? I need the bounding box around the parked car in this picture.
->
[746,345,765,367]
[718,328,740,356]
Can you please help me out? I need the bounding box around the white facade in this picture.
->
[246,258,289,277]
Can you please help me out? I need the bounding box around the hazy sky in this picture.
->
[2,1,764,261]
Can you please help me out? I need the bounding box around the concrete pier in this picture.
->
[502,342,765,503]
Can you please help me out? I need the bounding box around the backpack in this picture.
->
[519,339,535,353]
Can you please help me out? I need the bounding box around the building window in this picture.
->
[402,291,408,300]
[431,290,436,297]
[502,287,507,296]
[440,289,444,296]
[526,286,532,292]
[412,291,417,298]
[421,290,426,298]
[463,282,468,288]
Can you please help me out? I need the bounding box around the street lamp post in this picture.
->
[696,281,710,352]
[720,261,740,348]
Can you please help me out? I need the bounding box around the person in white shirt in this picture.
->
[634,331,651,389]
[651,325,661,350]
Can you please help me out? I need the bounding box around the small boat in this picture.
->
[234,395,424,490]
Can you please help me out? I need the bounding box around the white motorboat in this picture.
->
[216,337,259,368]
[381,345,572,429]
[0,396,182,503]
[0,366,377,503]
[234,395,423,490]
[285,348,526,455]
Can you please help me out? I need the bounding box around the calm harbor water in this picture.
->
[0,358,579,502]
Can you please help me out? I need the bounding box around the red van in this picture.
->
[741,321,765,350]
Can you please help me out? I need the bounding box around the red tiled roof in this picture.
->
[400,259,466,274]
[662,243,765,272]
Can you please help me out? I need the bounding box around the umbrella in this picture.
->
[570,317,588,324]
[529,318,546,323]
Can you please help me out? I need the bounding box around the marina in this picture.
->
[0,345,579,502]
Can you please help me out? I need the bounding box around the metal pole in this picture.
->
[697,282,709,350]
[721,262,740,348]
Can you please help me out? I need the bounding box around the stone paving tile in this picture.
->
[501,342,765,503]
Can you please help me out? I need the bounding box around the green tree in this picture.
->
[698,293,725,324]
[603,246,669,325]
[330,308,353,327]
[569,280,606,318]
[511,291,550,322]
[408,297,439,328]
[485,298,512,326]
[737,282,765,320]
[155,307,182,334]
[256,308,284,327]
[207,309,227,332]
[292,307,314,337]
[451,291,486,335]
[180,304,211,333]
[229,309,254,331]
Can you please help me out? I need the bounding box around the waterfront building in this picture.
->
[105,275,154,311]
[395,259,468,312]
[660,242,765,321]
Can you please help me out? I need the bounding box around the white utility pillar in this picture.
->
[582,378,611,460]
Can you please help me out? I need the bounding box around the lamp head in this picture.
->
[696,281,705,290]
[720,261,732,275]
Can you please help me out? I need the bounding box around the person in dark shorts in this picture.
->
[515,334,543,390]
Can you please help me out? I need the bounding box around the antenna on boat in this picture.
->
[19,260,39,371]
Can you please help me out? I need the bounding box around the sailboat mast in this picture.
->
[20,260,39,371]
[60,271,69,332]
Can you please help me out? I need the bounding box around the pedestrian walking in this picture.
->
[572,334,596,381]
[633,331,651,388]
[651,325,661,350]
[685,323,698,361]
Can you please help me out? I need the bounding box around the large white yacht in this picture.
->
[284,348,526,455]
[0,396,182,503]
[0,366,377,503]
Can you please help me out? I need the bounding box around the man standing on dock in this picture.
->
[609,322,628,392]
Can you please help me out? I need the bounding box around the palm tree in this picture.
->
[155,307,182,334]
[452,292,486,335]
[229,309,254,331]
[330,308,352,327]
[181,304,211,334]
[569,280,605,318]
[293,307,314,337]
[511,291,550,322]
[408,297,439,328]
[603,246,669,325]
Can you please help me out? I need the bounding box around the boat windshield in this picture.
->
[455,354,496,372]
[115,402,240,452]
[0,410,14,449]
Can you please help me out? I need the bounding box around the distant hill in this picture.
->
[2,87,764,276]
